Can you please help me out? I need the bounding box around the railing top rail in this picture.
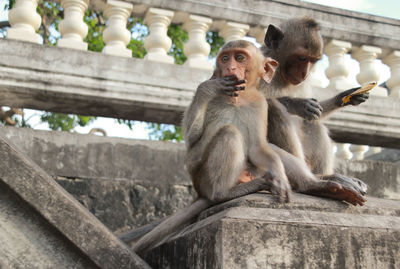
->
[87,0,400,52]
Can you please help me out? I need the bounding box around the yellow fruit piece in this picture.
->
[341,81,377,106]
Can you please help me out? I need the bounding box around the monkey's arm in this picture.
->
[319,87,369,118]
[183,102,206,148]
[184,77,246,148]
[277,87,369,120]
[183,81,217,148]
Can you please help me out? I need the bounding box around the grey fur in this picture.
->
[132,41,291,255]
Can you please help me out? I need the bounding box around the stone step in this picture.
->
[0,133,150,269]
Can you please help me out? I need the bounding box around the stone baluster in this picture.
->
[352,45,386,96]
[183,15,212,70]
[324,40,354,90]
[102,0,133,57]
[143,8,174,64]
[219,22,249,43]
[6,0,41,43]
[57,0,89,50]
[249,27,266,45]
[365,146,382,158]
[349,144,369,160]
[335,143,352,160]
[383,51,400,98]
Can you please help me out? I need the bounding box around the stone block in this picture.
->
[145,193,400,268]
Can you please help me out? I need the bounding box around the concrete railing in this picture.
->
[2,0,400,158]
[6,0,400,91]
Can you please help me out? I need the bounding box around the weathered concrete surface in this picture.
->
[0,181,99,269]
[0,133,150,269]
[0,126,196,234]
[145,193,400,269]
[337,159,400,200]
[1,39,400,148]
[0,38,208,125]
[365,148,400,163]
[0,126,399,235]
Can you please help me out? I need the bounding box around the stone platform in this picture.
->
[145,193,400,269]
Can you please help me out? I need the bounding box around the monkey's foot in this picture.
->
[262,171,292,203]
[320,173,367,195]
[303,180,366,206]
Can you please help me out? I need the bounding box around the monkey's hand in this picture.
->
[336,87,369,107]
[303,179,367,206]
[200,75,245,97]
[278,97,322,121]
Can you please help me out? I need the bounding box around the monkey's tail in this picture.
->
[118,218,164,244]
[132,198,212,254]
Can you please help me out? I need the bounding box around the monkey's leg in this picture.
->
[300,120,368,198]
[198,125,278,203]
[270,144,366,206]
[197,125,257,201]
[248,143,291,202]
[301,120,334,174]
[267,99,305,161]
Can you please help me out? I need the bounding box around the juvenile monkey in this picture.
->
[261,17,368,198]
[131,40,291,254]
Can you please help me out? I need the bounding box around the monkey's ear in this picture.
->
[262,58,278,83]
[264,25,284,50]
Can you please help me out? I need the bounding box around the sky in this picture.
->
[302,0,400,20]
[1,0,399,139]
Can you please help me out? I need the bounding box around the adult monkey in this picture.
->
[131,40,291,255]
[261,17,368,197]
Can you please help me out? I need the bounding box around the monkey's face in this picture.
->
[282,46,321,85]
[217,47,256,87]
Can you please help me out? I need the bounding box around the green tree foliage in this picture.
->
[167,24,188,65]
[147,123,183,142]
[207,31,225,59]
[40,113,95,131]
[84,10,106,52]
[1,0,224,139]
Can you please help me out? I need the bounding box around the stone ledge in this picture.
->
[1,39,400,148]
[145,193,400,268]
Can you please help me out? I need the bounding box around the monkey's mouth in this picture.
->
[223,74,240,80]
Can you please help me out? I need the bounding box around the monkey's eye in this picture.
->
[220,55,229,63]
[235,54,246,62]
[297,55,308,62]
